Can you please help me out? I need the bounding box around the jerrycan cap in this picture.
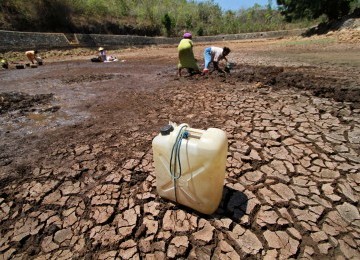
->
[160,125,174,136]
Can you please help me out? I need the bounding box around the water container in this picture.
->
[152,123,228,214]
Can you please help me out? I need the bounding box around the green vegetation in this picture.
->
[277,0,360,21]
[0,0,358,36]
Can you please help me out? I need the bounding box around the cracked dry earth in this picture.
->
[0,37,360,260]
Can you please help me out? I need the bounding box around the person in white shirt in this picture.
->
[25,50,42,64]
[203,46,231,74]
[98,47,107,62]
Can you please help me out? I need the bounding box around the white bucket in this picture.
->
[152,123,228,214]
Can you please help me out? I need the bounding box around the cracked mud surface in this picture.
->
[0,36,360,259]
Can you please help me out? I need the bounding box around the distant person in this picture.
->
[1,57,8,69]
[91,47,118,62]
[177,32,200,77]
[25,50,42,64]
[203,46,231,74]
[98,47,107,62]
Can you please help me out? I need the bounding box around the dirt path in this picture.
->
[0,35,360,259]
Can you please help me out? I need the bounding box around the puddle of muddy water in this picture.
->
[0,65,115,136]
[0,107,90,136]
[1,103,87,137]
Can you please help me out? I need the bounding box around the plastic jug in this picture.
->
[152,123,228,214]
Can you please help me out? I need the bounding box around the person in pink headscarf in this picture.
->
[177,32,200,77]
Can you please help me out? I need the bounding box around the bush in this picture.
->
[0,0,326,36]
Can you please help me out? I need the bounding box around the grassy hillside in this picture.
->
[0,0,322,36]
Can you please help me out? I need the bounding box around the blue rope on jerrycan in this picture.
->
[169,125,189,201]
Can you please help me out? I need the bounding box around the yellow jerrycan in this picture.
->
[152,123,228,215]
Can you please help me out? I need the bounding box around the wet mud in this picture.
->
[0,92,55,114]
[233,64,360,108]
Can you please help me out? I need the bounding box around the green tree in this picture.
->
[162,13,175,37]
[277,0,356,21]
[35,0,73,32]
[0,0,324,36]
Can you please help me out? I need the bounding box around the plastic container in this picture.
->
[15,64,25,69]
[152,123,228,214]
[35,56,42,64]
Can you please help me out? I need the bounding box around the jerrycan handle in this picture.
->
[186,128,203,139]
